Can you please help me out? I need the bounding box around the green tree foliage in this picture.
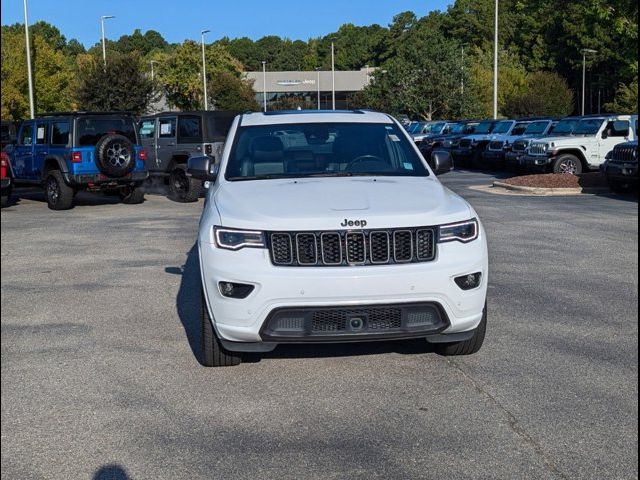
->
[113,29,169,56]
[604,79,639,113]
[1,27,75,119]
[76,51,156,114]
[210,71,260,111]
[503,71,574,117]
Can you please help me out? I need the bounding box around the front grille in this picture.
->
[268,227,437,267]
[512,139,529,152]
[488,140,504,151]
[610,144,638,164]
[261,303,449,341]
[528,143,547,156]
[459,139,472,149]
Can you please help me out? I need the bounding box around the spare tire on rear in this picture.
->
[95,134,136,178]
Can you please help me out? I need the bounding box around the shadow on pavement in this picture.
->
[92,464,131,480]
[169,244,437,366]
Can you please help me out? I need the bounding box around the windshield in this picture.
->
[225,122,429,181]
[449,123,466,134]
[493,121,514,135]
[76,117,137,146]
[525,121,550,135]
[550,119,578,135]
[428,122,446,135]
[511,123,529,136]
[573,119,605,135]
[474,121,494,134]
[408,122,426,134]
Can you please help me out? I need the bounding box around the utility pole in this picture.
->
[331,38,336,110]
[100,15,115,68]
[201,30,210,110]
[493,0,498,119]
[23,0,35,119]
[262,61,267,112]
[316,67,321,110]
[581,49,597,116]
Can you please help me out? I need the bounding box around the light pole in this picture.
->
[262,61,267,112]
[331,38,336,110]
[316,67,321,110]
[581,48,597,116]
[22,0,35,119]
[493,0,498,119]
[201,29,210,110]
[150,60,158,81]
[100,15,115,67]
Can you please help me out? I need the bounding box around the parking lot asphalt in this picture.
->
[1,171,638,480]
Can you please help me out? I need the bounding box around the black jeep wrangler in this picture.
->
[138,111,238,202]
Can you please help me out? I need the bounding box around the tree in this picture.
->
[76,51,157,114]
[604,79,638,113]
[209,71,260,111]
[503,71,574,117]
[1,28,74,119]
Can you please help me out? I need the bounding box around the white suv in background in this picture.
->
[188,111,489,367]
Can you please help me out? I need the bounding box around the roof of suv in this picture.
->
[240,110,394,127]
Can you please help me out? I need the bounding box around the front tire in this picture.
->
[432,304,487,356]
[201,289,241,367]
[45,170,74,210]
[119,184,145,204]
[169,164,201,203]
[553,154,583,175]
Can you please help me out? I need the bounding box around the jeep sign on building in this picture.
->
[246,68,374,110]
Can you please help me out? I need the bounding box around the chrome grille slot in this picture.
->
[416,229,435,261]
[488,140,504,151]
[528,144,547,155]
[346,232,366,264]
[295,233,317,265]
[271,233,293,264]
[369,231,390,264]
[393,230,413,263]
[320,233,342,265]
[611,144,638,163]
[512,139,529,152]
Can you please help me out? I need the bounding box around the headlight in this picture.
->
[438,219,479,244]
[214,227,266,250]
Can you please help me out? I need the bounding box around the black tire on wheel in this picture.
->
[201,288,241,367]
[169,164,202,203]
[119,184,145,204]
[606,178,634,194]
[432,304,487,356]
[95,134,136,178]
[553,154,583,175]
[1,192,9,208]
[44,170,74,210]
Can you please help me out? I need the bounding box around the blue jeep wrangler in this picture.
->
[6,112,148,210]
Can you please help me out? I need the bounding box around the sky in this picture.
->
[1,0,452,47]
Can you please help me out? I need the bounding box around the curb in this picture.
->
[492,181,610,196]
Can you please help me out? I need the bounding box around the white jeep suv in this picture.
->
[188,111,488,367]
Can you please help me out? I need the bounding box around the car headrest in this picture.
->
[251,136,284,163]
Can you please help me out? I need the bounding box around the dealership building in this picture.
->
[245,68,374,110]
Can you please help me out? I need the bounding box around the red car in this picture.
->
[1,151,12,207]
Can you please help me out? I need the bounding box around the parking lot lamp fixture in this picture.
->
[22,0,35,119]
[100,15,115,67]
[316,67,321,110]
[262,61,267,112]
[331,38,336,110]
[201,30,210,110]
[581,49,597,115]
[493,0,498,119]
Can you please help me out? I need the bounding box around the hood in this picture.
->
[462,133,493,142]
[213,177,472,231]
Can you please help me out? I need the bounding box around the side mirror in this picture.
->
[430,150,453,176]
[601,130,609,139]
[187,156,217,181]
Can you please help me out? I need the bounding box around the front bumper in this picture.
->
[521,154,552,171]
[64,170,149,187]
[480,150,505,165]
[504,151,525,167]
[603,161,639,182]
[199,234,488,345]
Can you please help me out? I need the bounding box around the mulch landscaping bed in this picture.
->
[503,173,608,189]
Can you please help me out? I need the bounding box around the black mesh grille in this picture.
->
[296,233,317,265]
[369,231,390,264]
[312,311,348,332]
[269,227,436,267]
[489,140,504,150]
[346,233,366,264]
[367,308,402,329]
[393,231,413,262]
[416,229,435,260]
[459,139,472,149]
[271,233,293,264]
[321,233,342,264]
